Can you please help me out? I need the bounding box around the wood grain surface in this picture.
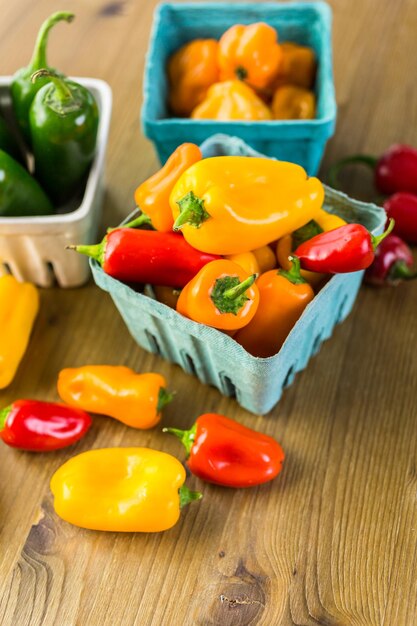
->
[1,0,417,624]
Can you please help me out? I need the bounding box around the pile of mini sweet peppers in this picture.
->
[71,142,395,359]
[166,22,317,121]
[0,11,99,216]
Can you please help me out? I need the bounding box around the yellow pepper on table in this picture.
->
[0,275,39,389]
[170,156,324,255]
[50,448,202,532]
[57,366,172,429]
[191,80,272,121]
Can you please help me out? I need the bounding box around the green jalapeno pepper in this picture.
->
[0,113,23,164]
[11,11,74,144]
[30,70,99,206]
[0,149,53,217]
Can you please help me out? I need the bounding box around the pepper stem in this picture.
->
[31,69,74,102]
[107,213,152,233]
[163,423,197,456]
[278,256,306,285]
[179,484,202,508]
[0,405,11,432]
[389,260,417,281]
[157,388,174,413]
[173,191,210,230]
[66,241,105,265]
[223,274,257,299]
[235,66,248,81]
[211,274,257,315]
[371,219,395,249]
[29,11,75,70]
[327,154,378,189]
[291,220,323,250]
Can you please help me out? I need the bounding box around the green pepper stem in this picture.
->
[390,260,417,281]
[278,255,306,285]
[163,423,197,457]
[66,241,105,265]
[106,213,152,233]
[29,12,75,70]
[178,484,202,508]
[223,274,257,299]
[371,219,395,249]
[235,66,248,81]
[157,388,174,413]
[173,191,210,231]
[327,154,378,190]
[31,69,74,102]
[0,405,11,432]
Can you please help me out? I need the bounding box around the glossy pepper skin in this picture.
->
[225,251,260,276]
[170,156,324,255]
[164,413,285,488]
[0,399,91,451]
[0,275,39,389]
[295,220,394,274]
[30,70,99,206]
[11,11,74,143]
[235,257,314,358]
[384,193,417,244]
[252,245,277,273]
[134,143,202,232]
[271,85,315,120]
[365,234,417,286]
[0,149,53,217]
[218,23,282,89]
[177,260,259,331]
[167,39,219,117]
[273,42,316,89]
[50,448,202,532]
[57,366,173,430]
[191,80,272,121]
[70,228,221,288]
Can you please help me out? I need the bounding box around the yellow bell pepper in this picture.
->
[170,156,324,255]
[50,447,202,532]
[0,275,39,389]
[191,80,272,121]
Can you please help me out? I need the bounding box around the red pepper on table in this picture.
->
[365,234,417,286]
[0,399,92,451]
[328,144,417,195]
[294,220,394,274]
[383,193,417,244]
[163,413,285,488]
[69,227,221,288]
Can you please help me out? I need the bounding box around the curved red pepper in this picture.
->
[164,413,285,488]
[384,193,417,244]
[0,399,92,451]
[70,228,221,288]
[365,234,417,286]
[294,220,394,274]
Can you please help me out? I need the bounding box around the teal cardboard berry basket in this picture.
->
[142,2,336,175]
[91,135,386,415]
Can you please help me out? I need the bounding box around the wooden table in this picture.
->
[1,1,416,624]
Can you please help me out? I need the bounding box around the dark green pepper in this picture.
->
[11,11,74,144]
[30,70,99,206]
[0,149,53,217]
[0,113,23,164]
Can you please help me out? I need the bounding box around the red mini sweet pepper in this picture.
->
[365,234,417,286]
[383,193,417,244]
[69,225,221,288]
[294,220,394,274]
[163,413,285,488]
[0,399,92,451]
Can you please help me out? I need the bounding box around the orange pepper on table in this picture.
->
[176,259,259,331]
[57,366,173,429]
[273,42,316,89]
[271,85,316,120]
[167,39,219,117]
[234,257,314,358]
[218,22,282,89]
[191,80,272,121]
[134,143,202,232]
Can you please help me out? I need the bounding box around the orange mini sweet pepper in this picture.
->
[191,80,271,121]
[167,39,219,117]
[271,85,316,120]
[218,22,282,89]
[170,156,324,255]
[252,245,277,273]
[57,366,172,429]
[134,143,202,232]
[273,42,316,89]
[176,259,259,331]
[234,256,314,358]
[225,251,260,276]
